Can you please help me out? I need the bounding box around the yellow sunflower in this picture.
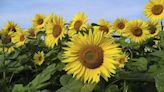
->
[32,14,46,30]
[0,29,15,54]
[33,51,45,66]
[147,21,161,37]
[45,14,65,48]
[113,18,128,35]
[69,12,87,36]
[4,21,21,33]
[63,31,122,83]
[126,20,149,43]
[12,30,28,47]
[144,0,164,21]
[116,54,129,68]
[26,27,37,38]
[94,19,113,36]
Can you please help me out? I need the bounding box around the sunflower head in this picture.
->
[12,30,27,47]
[116,54,129,68]
[147,21,161,37]
[33,51,45,66]
[63,31,122,83]
[144,0,164,21]
[0,29,13,45]
[45,14,65,48]
[126,20,149,43]
[0,30,15,54]
[32,14,46,30]
[94,19,113,35]
[113,18,128,35]
[4,21,21,33]
[26,28,37,38]
[69,12,87,36]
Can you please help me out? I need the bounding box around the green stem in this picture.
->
[2,44,7,91]
[161,20,163,31]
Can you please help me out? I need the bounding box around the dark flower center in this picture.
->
[132,27,143,37]
[52,25,62,38]
[20,35,25,42]
[149,26,157,34]
[74,20,82,31]
[152,4,163,15]
[117,22,125,29]
[79,46,104,69]
[8,26,16,32]
[99,25,109,33]
[37,18,44,25]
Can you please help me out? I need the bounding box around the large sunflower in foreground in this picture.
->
[0,30,15,54]
[12,31,28,47]
[45,14,65,48]
[33,51,45,66]
[94,19,113,36]
[147,21,161,37]
[126,20,149,43]
[63,31,121,83]
[69,12,87,36]
[144,0,164,21]
[4,21,21,33]
[32,14,46,30]
[113,18,128,35]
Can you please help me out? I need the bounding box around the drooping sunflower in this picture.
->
[69,12,87,36]
[45,14,65,48]
[116,54,129,68]
[144,0,164,21]
[147,21,161,37]
[113,18,128,35]
[33,51,45,66]
[63,31,122,83]
[32,14,46,30]
[94,19,113,36]
[4,21,21,33]
[0,29,15,54]
[12,30,28,47]
[126,20,149,43]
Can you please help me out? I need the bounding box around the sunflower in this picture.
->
[116,54,129,68]
[147,21,161,37]
[144,0,164,21]
[63,31,122,83]
[45,14,65,48]
[69,12,87,36]
[0,29,15,54]
[32,14,46,30]
[26,27,37,38]
[12,30,27,47]
[113,18,128,35]
[94,19,113,36]
[126,20,149,43]
[33,51,45,66]
[4,21,21,33]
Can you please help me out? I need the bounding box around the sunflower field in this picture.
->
[0,0,164,92]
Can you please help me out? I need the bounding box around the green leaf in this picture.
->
[80,83,96,92]
[27,63,57,91]
[150,51,164,60]
[127,57,148,72]
[105,85,120,92]
[60,74,72,86]
[12,84,26,92]
[58,74,95,92]
[155,69,164,92]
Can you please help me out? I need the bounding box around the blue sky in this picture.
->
[0,0,148,29]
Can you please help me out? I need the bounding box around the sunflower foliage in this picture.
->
[0,0,164,92]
